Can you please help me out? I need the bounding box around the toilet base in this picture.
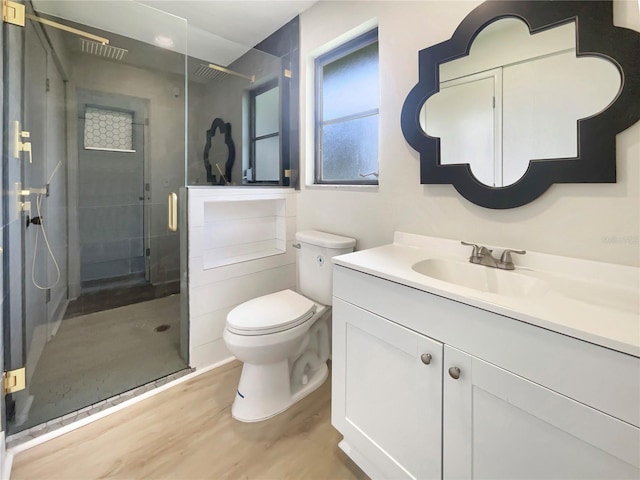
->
[231,361,329,422]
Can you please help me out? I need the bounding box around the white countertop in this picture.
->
[333,232,640,357]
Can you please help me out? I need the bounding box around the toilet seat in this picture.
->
[227,289,317,336]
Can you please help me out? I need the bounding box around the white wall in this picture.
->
[187,187,296,368]
[297,0,640,267]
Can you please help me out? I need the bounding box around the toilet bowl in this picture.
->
[224,290,329,422]
[223,230,356,422]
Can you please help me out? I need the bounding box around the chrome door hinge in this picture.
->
[3,367,26,395]
[2,0,24,26]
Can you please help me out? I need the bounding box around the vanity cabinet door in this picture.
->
[332,298,443,480]
[443,346,640,480]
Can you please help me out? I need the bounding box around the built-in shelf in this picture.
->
[203,198,286,269]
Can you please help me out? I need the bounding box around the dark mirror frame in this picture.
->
[204,118,236,185]
[401,1,640,209]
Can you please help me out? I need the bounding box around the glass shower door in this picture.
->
[2,1,188,435]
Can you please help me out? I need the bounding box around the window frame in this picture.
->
[248,79,281,184]
[314,28,379,186]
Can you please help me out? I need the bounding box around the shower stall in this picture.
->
[2,0,287,440]
[2,1,190,436]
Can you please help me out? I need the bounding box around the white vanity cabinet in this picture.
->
[332,298,443,479]
[332,264,640,480]
[443,346,640,479]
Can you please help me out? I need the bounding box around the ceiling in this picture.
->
[31,0,317,66]
[136,1,315,49]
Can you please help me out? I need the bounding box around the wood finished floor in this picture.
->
[12,361,368,480]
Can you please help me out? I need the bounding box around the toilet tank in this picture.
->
[296,230,356,305]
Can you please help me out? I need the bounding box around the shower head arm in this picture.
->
[25,13,110,45]
[206,63,255,83]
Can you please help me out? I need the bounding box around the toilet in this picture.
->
[223,230,356,422]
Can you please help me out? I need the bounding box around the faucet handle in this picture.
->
[499,249,526,269]
[461,241,480,257]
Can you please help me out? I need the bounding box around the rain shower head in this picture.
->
[195,63,255,83]
[81,38,128,61]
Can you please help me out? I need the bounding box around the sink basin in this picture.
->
[412,258,549,297]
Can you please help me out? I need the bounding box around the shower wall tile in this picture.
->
[187,187,296,369]
[81,239,144,265]
[130,256,145,274]
[150,201,171,237]
[81,259,131,281]
[149,232,179,284]
[79,205,143,243]
[129,237,144,257]
[102,239,132,261]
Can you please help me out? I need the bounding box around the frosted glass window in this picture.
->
[255,136,280,181]
[249,82,280,183]
[322,116,378,181]
[322,42,379,122]
[315,29,379,184]
[255,87,279,137]
[84,106,134,152]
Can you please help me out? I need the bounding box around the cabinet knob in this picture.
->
[420,353,432,365]
[448,367,461,379]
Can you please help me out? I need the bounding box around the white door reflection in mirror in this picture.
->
[421,18,621,187]
[422,70,501,186]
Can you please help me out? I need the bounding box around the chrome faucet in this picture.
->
[461,241,526,270]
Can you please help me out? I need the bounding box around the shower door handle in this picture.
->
[168,192,178,232]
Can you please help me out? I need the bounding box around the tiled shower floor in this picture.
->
[8,294,188,440]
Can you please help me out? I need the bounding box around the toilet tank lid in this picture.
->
[295,230,356,249]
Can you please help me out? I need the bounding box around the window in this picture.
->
[315,29,379,185]
[249,81,280,182]
[84,106,135,152]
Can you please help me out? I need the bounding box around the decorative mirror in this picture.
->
[204,118,236,185]
[401,1,640,209]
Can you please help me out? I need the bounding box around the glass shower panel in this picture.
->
[187,46,281,186]
[2,1,188,434]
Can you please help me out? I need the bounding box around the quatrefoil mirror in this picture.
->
[401,1,640,209]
